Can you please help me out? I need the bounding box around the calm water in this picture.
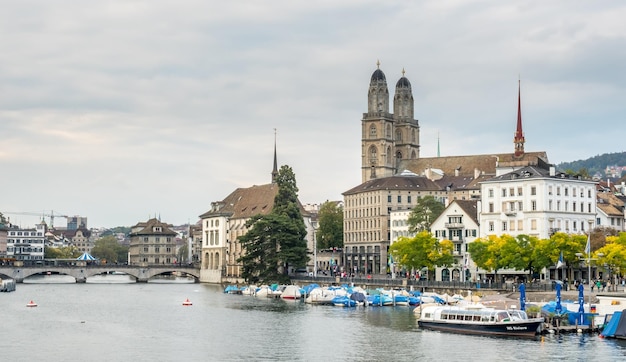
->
[2,276,626,362]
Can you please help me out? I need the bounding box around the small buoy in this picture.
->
[577,328,583,333]
[26,300,38,307]
[182,298,192,306]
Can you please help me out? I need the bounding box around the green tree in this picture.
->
[238,165,308,284]
[596,233,626,283]
[407,196,445,232]
[44,245,80,259]
[388,231,453,280]
[316,200,343,249]
[91,235,129,263]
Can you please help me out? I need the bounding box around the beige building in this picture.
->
[343,171,445,275]
[128,218,177,265]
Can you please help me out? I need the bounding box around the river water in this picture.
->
[2,276,626,362]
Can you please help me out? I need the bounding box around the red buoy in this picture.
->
[26,300,38,307]
[182,298,192,306]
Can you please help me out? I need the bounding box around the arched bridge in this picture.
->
[0,265,200,283]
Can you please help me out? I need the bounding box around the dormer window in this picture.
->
[154,226,162,232]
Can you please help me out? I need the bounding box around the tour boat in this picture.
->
[26,300,38,307]
[418,303,544,338]
[182,298,193,306]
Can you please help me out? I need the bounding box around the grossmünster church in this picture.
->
[342,62,548,276]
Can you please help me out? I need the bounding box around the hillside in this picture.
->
[557,151,626,178]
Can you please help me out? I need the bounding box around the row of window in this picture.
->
[345,231,382,243]
[488,185,593,198]
[368,124,417,143]
[8,231,43,237]
[6,239,44,244]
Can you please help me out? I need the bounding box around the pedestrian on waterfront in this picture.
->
[591,282,594,292]
[596,280,602,291]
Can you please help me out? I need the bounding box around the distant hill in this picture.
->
[557,151,626,178]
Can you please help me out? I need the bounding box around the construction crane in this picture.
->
[1,210,69,228]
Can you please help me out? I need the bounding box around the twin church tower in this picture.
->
[361,61,421,182]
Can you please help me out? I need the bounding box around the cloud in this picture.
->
[1,1,625,227]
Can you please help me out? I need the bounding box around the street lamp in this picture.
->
[576,251,604,305]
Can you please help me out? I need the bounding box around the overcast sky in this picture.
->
[1,1,625,229]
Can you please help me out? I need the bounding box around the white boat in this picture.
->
[418,303,544,338]
[280,285,302,300]
[305,287,346,305]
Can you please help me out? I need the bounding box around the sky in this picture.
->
[1,1,625,229]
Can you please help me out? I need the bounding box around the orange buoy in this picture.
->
[27,300,38,307]
[182,298,192,306]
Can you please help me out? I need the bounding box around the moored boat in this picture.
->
[418,304,544,338]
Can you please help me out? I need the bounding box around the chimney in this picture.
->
[549,166,556,176]
[474,168,481,179]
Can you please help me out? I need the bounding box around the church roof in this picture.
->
[396,76,411,88]
[343,174,442,196]
[398,151,549,177]
[371,68,386,82]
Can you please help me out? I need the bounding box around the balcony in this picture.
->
[503,210,516,217]
[444,222,464,229]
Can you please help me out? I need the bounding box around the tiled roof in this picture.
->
[398,151,549,177]
[453,199,479,224]
[130,218,177,236]
[343,174,442,195]
[199,183,279,219]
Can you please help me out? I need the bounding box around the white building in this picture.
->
[6,221,46,264]
[430,200,480,282]
[480,162,597,239]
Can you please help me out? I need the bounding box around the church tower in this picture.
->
[392,69,420,165]
[513,79,525,158]
[362,62,420,182]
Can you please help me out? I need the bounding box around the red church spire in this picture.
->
[514,79,525,158]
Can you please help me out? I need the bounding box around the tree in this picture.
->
[91,235,129,263]
[388,231,453,280]
[407,196,445,233]
[316,200,343,249]
[596,232,626,285]
[45,245,80,259]
[238,165,308,284]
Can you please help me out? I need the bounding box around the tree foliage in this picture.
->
[596,232,626,276]
[45,245,81,259]
[316,201,343,249]
[91,235,129,263]
[237,165,308,284]
[407,196,445,233]
[388,231,453,279]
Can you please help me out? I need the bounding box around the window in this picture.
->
[370,124,377,137]
[489,203,494,213]
[509,188,514,197]
[387,195,392,203]
[397,195,401,203]
[531,186,536,196]
[557,187,561,196]
[489,222,494,232]
[531,219,537,230]
[548,200,553,211]
[518,220,523,230]
[502,189,507,197]
[488,189,494,198]
[573,203,576,212]
[565,188,569,196]
[517,187,523,196]
[518,201,523,211]
[407,195,412,203]
[502,221,507,231]
[531,201,537,211]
